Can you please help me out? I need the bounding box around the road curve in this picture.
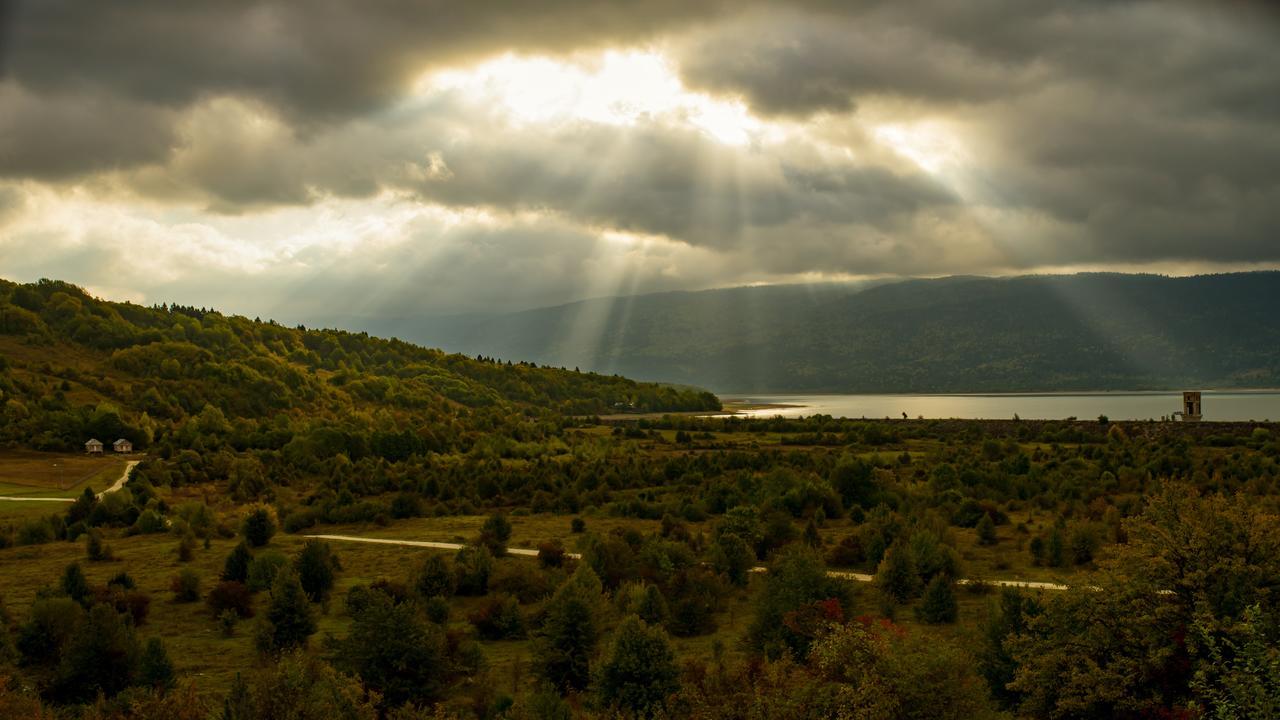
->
[0,460,141,504]
[304,533,1074,591]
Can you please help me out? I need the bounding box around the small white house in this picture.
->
[85,439,104,454]
[113,438,133,454]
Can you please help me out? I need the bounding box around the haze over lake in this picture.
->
[728,391,1280,422]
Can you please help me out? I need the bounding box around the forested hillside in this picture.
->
[398,273,1280,393]
[0,277,719,455]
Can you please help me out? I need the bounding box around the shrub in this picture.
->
[294,540,338,602]
[207,581,254,619]
[596,616,680,717]
[171,569,202,603]
[218,609,239,637]
[453,545,493,596]
[413,554,455,599]
[222,542,253,583]
[570,517,586,534]
[62,562,92,605]
[916,575,958,624]
[468,593,525,640]
[176,532,197,562]
[241,508,276,547]
[86,529,114,562]
[538,539,567,568]
[261,566,316,652]
[281,508,319,534]
[489,562,553,604]
[479,513,513,557]
[247,551,289,592]
[138,637,175,691]
[132,509,167,535]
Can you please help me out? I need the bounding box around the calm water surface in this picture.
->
[726,392,1280,422]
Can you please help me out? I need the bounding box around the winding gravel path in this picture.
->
[304,533,1074,591]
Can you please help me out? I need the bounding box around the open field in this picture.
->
[0,450,129,497]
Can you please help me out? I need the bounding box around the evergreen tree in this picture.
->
[138,636,176,691]
[875,544,921,605]
[334,592,446,709]
[414,553,456,599]
[803,517,822,547]
[263,566,315,652]
[453,544,494,596]
[222,542,253,583]
[1046,526,1066,568]
[916,575,958,624]
[294,540,337,602]
[479,513,513,557]
[534,565,604,694]
[596,616,680,716]
[976,513,998,546]
[635,584,670,627]
[52,604,140,702]
[749,546,852,658]
[709,534,754,587]
[61,562,91,606]
[221,673,252,720]
[241,508,275,548]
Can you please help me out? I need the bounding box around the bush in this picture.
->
[281,508,319,534]
[138,637,175,691]
[261,566,316,652]
[916,575,958,624]
[132,509,167,535]
[489,562,553,604]
[479,513,513,557]
[219,609,239,637]
[222,542,253,583]
[538,539,567,568]
[176,532,197,562]
[241,508,276,547]
[453,545,493,596]
[468,593,525,640]
[62,562,92,605]
[207,581,254,619]
[86,529,114,562]
[413,554,455,599]
[571,517,586,534]
[171,569,202,603]
[247,551,289,592]
[294,540,338,602]
[596,616,680,717]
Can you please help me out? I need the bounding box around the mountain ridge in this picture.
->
[368,272,1280,393]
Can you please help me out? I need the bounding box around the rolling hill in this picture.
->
[0,278,719,454]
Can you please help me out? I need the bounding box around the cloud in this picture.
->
[0,0,1278,318]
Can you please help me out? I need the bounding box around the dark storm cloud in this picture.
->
[675,1,1280,266]
[0,0,1278,309]
[0,0,736,179]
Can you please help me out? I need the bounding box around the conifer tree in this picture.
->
[597,616,680,716]
[138,637,176,691]
[916,575,958,624]
[875,544,922,605]
[222,542,253,583]
[263,566,315,652]
[534,565,604,694]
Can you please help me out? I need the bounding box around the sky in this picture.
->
[1,0,1278,322]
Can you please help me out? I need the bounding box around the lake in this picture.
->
[724,391,1280,422]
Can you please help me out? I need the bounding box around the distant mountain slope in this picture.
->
[0,278,719,452]
[391,273,1280,393]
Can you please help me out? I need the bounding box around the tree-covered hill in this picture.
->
[395,272,1280,393]
[0,278,719,453]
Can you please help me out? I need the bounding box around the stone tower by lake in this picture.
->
[1181,391,1202,421]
